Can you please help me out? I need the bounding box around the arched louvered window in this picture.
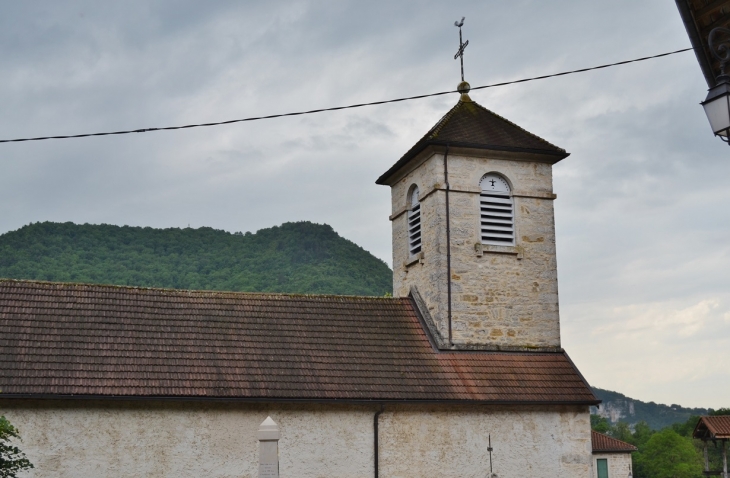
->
[480,174,515,245]
[408,186,422,255]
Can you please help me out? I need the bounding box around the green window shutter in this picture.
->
[597,458,609,478]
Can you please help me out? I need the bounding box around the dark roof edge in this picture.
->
[692,416,705,438]
[410,286,566,353]
[376,141,570,185]
[675,0,717,88]
[562,351,601,404]
[0,394,601,406]
[408,288,442,351]
[592,449,637,454]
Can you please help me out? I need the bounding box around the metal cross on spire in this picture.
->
[453,17,469,82]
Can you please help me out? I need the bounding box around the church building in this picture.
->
[0,82,601,477]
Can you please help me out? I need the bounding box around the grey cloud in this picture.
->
[0,0,727,407]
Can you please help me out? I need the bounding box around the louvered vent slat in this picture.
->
[480,193,514,244]
[481,225,513,232]
[408,188,422,255]
[479,174,515,246]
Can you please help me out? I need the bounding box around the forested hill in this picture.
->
[591,387,710,430]
[0,221,393,296]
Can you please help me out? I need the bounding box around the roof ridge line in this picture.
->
[469,100,566,153]
[0,278,400,301]
[427,101,464,139]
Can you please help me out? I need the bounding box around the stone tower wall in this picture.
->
[390,150,561,349]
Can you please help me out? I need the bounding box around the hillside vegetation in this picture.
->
[0,221,393,296]
[591,387,710,430]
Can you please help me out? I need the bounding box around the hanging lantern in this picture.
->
[702,28,730,144]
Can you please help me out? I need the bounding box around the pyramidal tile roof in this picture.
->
[376,95,569,185]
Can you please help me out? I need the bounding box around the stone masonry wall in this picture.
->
[593,452,633,478]
[0,400,592,478]
[390,149,561,349]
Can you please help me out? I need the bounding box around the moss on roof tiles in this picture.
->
[376,97,569,185]
[0,278,598,404]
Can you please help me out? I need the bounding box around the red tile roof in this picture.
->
[694,416,730,439]
[376,97,568,185]
[591,431,637,453]
[0,279,598,403]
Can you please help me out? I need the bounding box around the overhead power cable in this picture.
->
[0,47,692,144]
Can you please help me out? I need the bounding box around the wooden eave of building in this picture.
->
[693,416,730,440]
[694,416,730,478]
[675,0,730,88]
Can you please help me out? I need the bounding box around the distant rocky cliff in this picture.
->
[590,387,709,430]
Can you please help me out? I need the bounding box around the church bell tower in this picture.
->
[376,82,570,351]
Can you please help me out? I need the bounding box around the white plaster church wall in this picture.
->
[390,150,561,349]
[1,401,592,478]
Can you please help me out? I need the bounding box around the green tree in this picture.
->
[591,415,611,433]
[611,421,634,444]
[0,221,393,296]
[672,415,700,438]
[631,421,655,448]
[0,416,33,478]
[634,429,702,478]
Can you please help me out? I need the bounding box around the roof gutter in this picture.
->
[0,394,601,406]
[591,449,637,454]
[374,407,384,478]
[444,144,453,347]
[675,0,717,88]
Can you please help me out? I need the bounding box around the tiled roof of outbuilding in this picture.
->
[591,431,638,453]
[376,96,568,185]
[0,279,598,403]
[693,416,730,439]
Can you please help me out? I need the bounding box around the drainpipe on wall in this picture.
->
[374,407,384,478]
[443,145,453,346]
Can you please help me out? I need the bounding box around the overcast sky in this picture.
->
[1,1,728,409]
